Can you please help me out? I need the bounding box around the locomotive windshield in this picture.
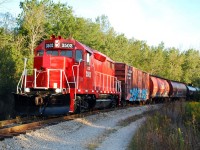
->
[46,50,58,56]
[60,50,73,57]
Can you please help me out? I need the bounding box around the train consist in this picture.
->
[13,35,199,115]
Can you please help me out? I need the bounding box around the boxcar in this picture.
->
[115,63,149,104]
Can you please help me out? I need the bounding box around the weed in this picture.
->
[128,101,200,150]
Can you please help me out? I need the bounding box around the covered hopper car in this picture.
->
[150,76,170,100]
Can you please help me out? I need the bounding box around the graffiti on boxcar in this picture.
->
[129,88,138,101]
[141,89,148,100]
[129,88,148,101]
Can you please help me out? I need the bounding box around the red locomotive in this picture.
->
[13,35,195,115]
[14,35,121,115]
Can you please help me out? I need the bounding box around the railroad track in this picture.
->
[0,116,46,129]
[0,107,125,140]
[0,114,84,140]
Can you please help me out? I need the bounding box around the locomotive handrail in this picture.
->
[95,71,118,92]
[71,59,82,102]
[63,71,71,93]
[72,65,78,89]
[16,70,25,94]
[18,68,71,93]
[116,80,122,92]
[72,59,83,89]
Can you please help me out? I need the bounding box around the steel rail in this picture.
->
[0,119,17,128]
[0,105,133,140]
[0,109,115,140]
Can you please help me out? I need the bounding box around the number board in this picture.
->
[61,43,74,48]
[45,43,54,48]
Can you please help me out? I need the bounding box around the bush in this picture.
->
[185,102,200,130]
[128,101,200,150]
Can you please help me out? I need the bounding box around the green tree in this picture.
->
[146,43,165,75]
[0,28,24,94]
[18,0,47,55]
[182,49,200,85]
[163,48,184,81]
[44,1,75,38]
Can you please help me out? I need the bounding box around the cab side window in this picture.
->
[75,50,83,62]
[37,50,44,56]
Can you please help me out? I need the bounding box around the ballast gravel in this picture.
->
[0,105,160,150]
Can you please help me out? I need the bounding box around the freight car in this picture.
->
[14,35,121,115]
[114,63,149,105]
[168,80,187,100]
[13,35,197,116]
[114,68,188,105]
[149,76,170,102]
[186,85,197,100]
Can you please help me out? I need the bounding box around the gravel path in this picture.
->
[0,105,159,150]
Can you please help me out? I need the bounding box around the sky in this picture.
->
[1,0,200,51]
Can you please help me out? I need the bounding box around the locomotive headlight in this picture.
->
[55,88,61,93]
[25,88,30,93]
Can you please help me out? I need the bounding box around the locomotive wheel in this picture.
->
[120,100,127,107]
[74,96,82,113]
[87,95,96,110]
[111,99,117,108]
[74,95,96,113]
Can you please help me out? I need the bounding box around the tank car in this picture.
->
[186,85,197,100]
[168,80,187,100]
[13,35,121,115]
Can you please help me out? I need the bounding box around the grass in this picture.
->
[86,128,118,150]
[117,110,155,127]
[86,106,157,150]
[128,101,200,150]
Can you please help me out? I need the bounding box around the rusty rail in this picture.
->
[0,110,101,140]
[0,119,17,128]
[0,106,131,140]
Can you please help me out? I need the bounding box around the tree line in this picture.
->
[0,0,200,95]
